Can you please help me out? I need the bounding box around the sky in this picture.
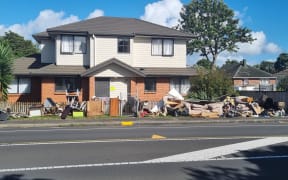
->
[0,0,287,66]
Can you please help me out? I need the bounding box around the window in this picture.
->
[55,77,80,92]
[61,35,87,54]
[118,37,130,53]
[8,77,31,94]
[260,79,269,85]
[152,39,174,56]
[144,78,156,92]
[170,78,190,95]
[243,79,249,85]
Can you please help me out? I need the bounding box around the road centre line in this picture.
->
[1,137,288,173]
[0,136,266,147]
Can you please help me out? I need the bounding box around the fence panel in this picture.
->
[0,101,42,114]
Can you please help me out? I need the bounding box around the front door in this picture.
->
[95,78,110,97]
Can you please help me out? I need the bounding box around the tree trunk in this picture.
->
[210,54,218,70]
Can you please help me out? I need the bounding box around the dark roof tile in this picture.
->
[34,16,193,40]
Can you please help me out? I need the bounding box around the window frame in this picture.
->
[144,78,157,92]
[55,77,81,93]
[8,77,31,94]
[61,35,87,54]
[170,77,190,95]
[117,37,130,53]
[151,38,174,56]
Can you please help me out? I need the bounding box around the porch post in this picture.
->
[88,76,95,100]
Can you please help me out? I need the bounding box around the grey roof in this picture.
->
[13,55,197,77]
[221,62,276,79]
[13,54,88,76]
[138,67,197,77]
[33,16,193,40]
[274,69,288,77]
[81,58,146,77]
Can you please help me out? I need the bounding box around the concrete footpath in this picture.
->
[0,116,288,128]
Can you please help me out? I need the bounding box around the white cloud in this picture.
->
[0,9,80,40]
[87,9,104,19]
[0,9,104,41]
[238,31,281,55]
[140,0,183,27]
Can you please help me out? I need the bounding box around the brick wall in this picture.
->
[41,77,83,103]
[130,77,170,101]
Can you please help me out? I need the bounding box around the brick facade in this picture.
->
[130,77,170,101]
[8,76,171,103]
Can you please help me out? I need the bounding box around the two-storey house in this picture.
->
[9,16,197,103]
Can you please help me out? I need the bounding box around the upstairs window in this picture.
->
[61,35,87,54]
[152,39,174,56]
[118,37,130,53]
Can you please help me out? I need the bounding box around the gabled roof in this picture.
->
[34,16,193,42]
[221,61,276,79]
[13,54,88,76]
[81,58,146,77]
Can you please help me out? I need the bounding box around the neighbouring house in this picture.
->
[221,59,277,91]
[8,16,197,105]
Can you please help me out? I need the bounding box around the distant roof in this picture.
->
[221,61,276,79]
[13,55,197,77]
[33,16,193,42]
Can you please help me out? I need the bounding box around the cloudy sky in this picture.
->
[0,0,287,66]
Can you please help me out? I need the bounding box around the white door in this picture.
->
[110,78,128,101]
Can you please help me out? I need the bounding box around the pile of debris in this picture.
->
[138,89,286,118]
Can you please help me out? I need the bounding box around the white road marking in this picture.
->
[0,137,288,173]
[143,137,288,163]
[0,136,263,147]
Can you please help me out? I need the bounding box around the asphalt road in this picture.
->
[0,123,288,179]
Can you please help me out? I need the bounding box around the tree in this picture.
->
[178,0,254,69]
[277,76,288,91]
[194,58,212,69]
[189,68,234,100]
[274,53,288,73]
[1,31,38,58]
[258,60,276,74]
[0,40,14,101]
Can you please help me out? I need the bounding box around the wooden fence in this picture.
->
[0,101,42,114]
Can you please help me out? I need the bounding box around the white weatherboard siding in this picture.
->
[55,35,90,66]
[110,78,128,100]
[94,37,133,66]
[40,39,55,63]
[133,37,186,68]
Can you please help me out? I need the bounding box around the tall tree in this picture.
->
[258,60,276,74]
[178,0,254,69]
[195,58,212,69]
[0,40,14,101]
[1,31,38,58]
[274,53,288,73]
